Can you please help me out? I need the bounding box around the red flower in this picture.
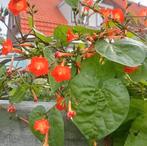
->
[112,8,124,23]
[67,29,78,42]
[8,0,27,16]
[83,0,94,12]
[67,100,76,119]
[55,51,74,58]
[27,56,49,77]
[99,8,112,18]
[34,119,50,135]
[2,39,13,55]
[7,104,16,113]
[51,65,71,82]
[67,111,76,119]
[124,66,139,74]
[1,39,23,55]
[55,94,66,111]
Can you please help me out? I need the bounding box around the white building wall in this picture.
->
[58,1,74,25]
[58,1,113,28]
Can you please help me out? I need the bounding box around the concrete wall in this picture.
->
[0,100,105,146]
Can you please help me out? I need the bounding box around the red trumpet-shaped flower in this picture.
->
[99,8,112,18]
[7,104,16,113]
[112,8,124,23]
[34,119,50,135]
[55,94,66,111]
[8,0,27,16]
[51,64,71,82]
[67,100,76,119]
[124,66,139,74]
[27,56,49,77]
[67,29,78,42]
[83,0,94,12]
[2,39,23,55]
[55,51,74,58]
[2,39,13,55]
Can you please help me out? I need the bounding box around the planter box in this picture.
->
[0,100,88,146]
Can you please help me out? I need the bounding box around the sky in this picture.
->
[131,0,147,6]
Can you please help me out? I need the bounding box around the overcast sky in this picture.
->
[131,0,147,6]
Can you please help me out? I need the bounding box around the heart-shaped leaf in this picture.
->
[48,108,64,146]
[69,56,130,140]
[95,38,146,67]
[29,106,64,146]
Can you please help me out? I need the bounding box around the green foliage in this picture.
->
[95,38,146,66]
[69,56,130,140]
[124,115,147,146]
[9,84,29,103]
[54,25,98,46]
[0,65,6,77]
[1,1,147,145]
[54,25,69,46]
[73,25,99,35]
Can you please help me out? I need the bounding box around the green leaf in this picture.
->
[0,65,6,77]
[79,55,116,79]
[48,74,61,95]
[54,25,68,46]
[28,16,34,28]
[125,98,144,122]
[9,84,29,103]
[33,28,53,43]
[48,108,64,146]
[73,25,98,35]
[124,114,147,146]
[95,38,146,66]
[29,106,64,146]
[65,0,79,8]
[43,47,55,63]
[29,106,46,142]
[69,56,130,140]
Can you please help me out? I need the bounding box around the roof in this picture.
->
[20,0,67,36]
[103,0,147,15]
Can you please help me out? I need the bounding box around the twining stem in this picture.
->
[8,56,14,73]
[31,89,38,102]
[14,16,24,40]
[17,116,29,124]
[93,141,97,146]
[43,132,49,146]
[2,20,21,43]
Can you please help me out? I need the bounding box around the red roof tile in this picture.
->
[104,0,147,15]
[20,0,67,36]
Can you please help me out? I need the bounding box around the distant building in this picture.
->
[7,0,147,41]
